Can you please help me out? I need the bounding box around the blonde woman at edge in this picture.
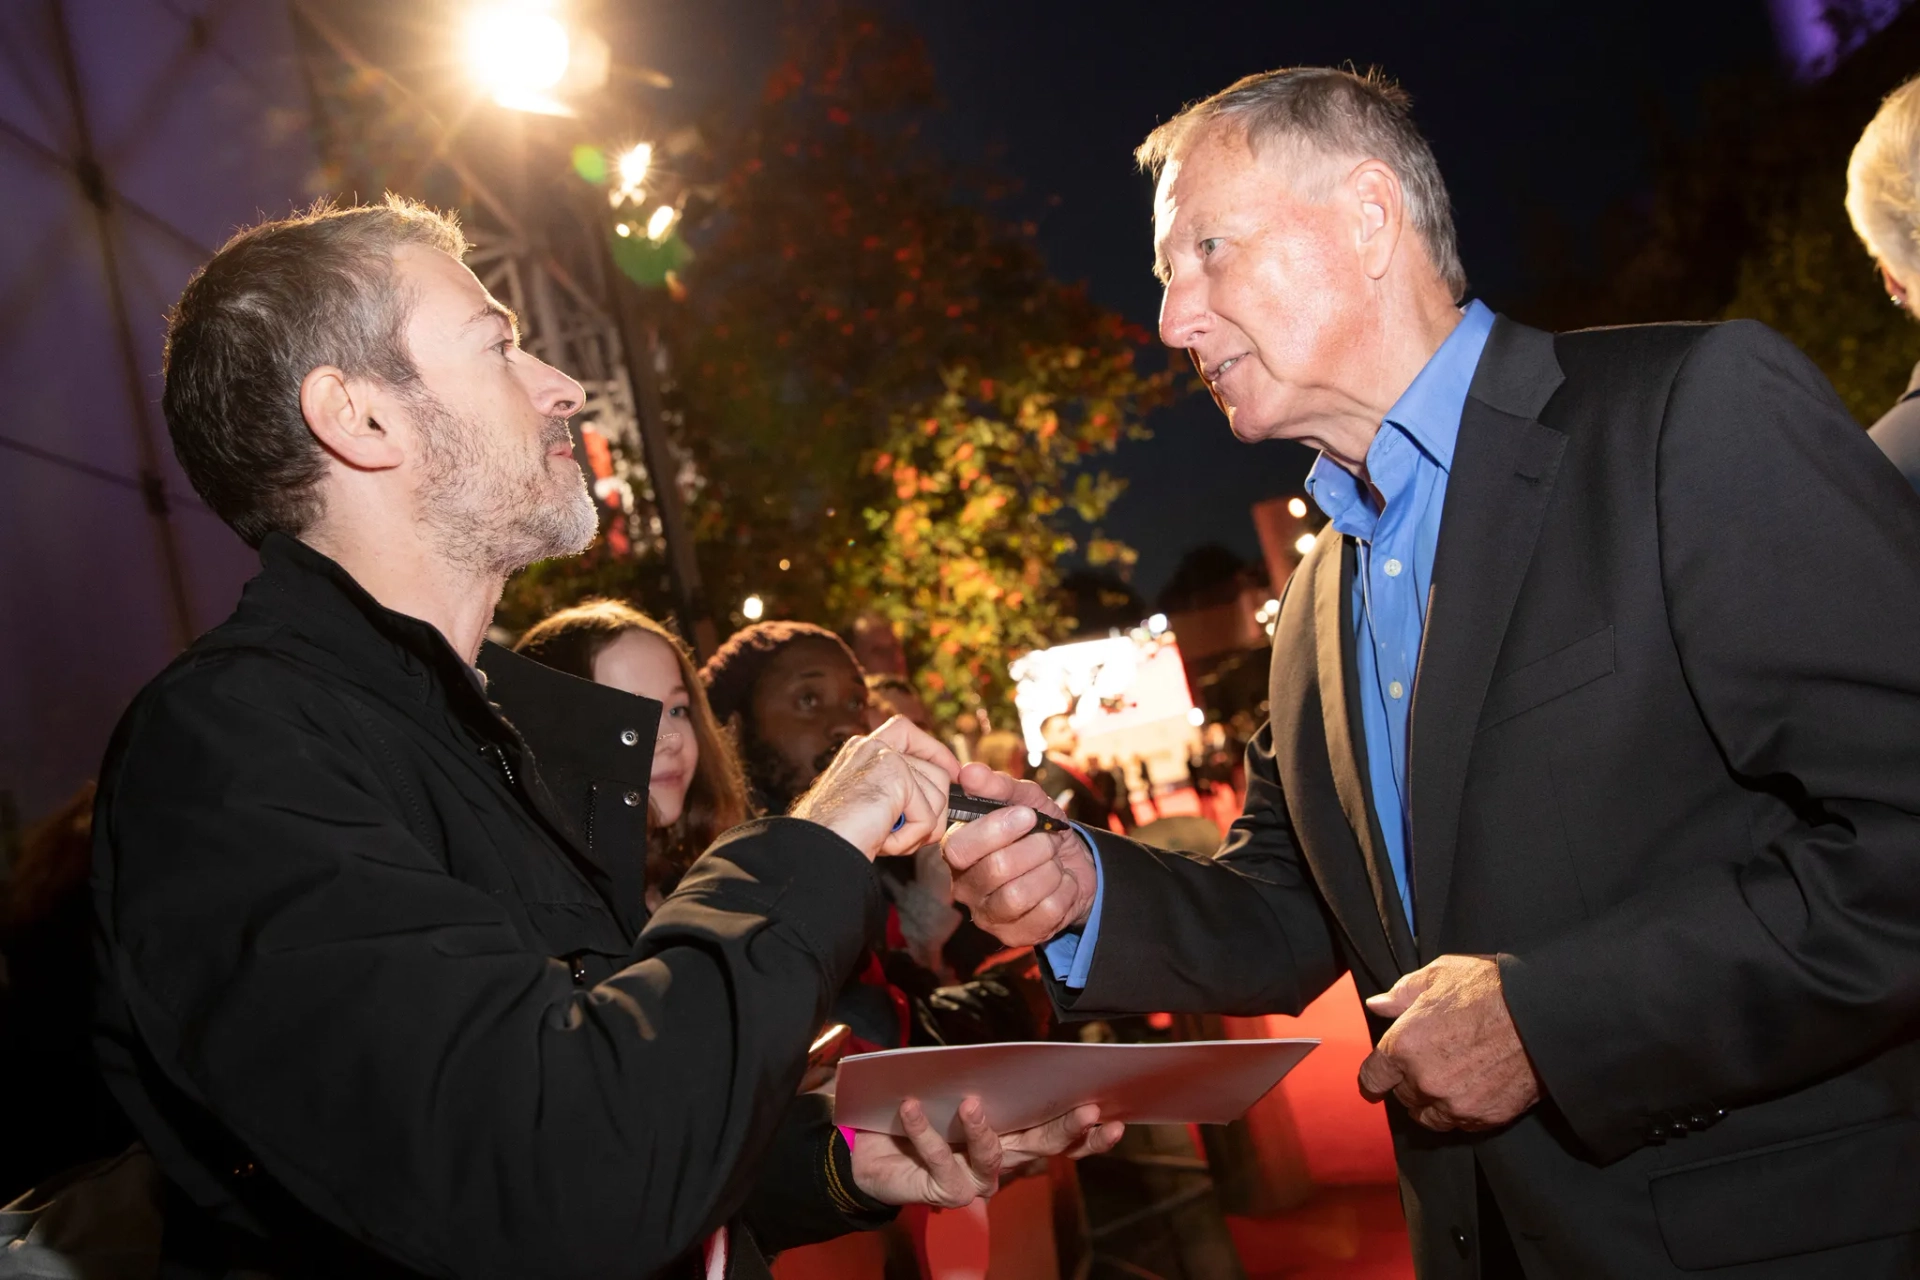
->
[1847,74,1920,493]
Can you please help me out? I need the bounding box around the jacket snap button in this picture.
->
[623,789,642,807]
[620,728,639,746]
[1452,1227,1470,1257]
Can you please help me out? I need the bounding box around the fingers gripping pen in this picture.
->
[893,784,1075,834]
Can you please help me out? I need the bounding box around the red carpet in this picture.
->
[1228,1185,1416,1280]
[1222,974,1414,1279]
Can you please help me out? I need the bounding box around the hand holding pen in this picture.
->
[941,762,1100,948]
[791,717,960,859]
[893,783,1076,836]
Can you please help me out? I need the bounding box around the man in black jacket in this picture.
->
[1031,715,1120,832]
[943,68,1920,1279]
[94,197,1119,1279]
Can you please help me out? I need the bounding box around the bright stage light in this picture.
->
[467,2,573,113]
[742,594,765,621]
[1187,707,1206,727]
[1146,612,1168,636]
[1287,497,1308,518]
[618,143,653,190]
[614,222,632,237]
[1294,533,1315,555]
[645,204,678,241]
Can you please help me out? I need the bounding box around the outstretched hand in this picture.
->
[852,1098,1123,1207]
[942,762,1099,947]
[791,717,961,860]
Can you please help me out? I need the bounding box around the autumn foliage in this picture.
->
[661,6,1172,723]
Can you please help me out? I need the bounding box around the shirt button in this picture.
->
[1384,558,1403,577]
[623,790,643,807]
[619,728,639,746]
[1389,681,1405,699]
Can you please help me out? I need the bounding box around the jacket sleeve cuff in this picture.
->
[654,816,885,979]
[1040,826,1105,988]
[739,1093,895,1255]
[1500,944,1680,1163]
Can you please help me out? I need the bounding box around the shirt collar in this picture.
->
[1379,298,1495,473]
[1304,300,1496,529]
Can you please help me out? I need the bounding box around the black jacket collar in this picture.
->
[235,532,497,727]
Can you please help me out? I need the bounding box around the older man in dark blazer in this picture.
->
[944,67,1920,1280]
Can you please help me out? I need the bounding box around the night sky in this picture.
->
[638,0,1782,598]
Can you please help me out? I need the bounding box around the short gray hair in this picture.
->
[162,196,469,546]
[1847,76,1920,288]
[1136,67,1467,301]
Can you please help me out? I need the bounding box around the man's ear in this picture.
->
[300,365,405,472]
[1350,160,1406,283]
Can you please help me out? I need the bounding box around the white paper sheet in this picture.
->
[833,1038,1319,1141]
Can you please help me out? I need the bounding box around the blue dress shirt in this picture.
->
[1045,300,1495,982]
[1303,299,1493,928]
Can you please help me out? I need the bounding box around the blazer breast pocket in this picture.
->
[1478,625,1614,731]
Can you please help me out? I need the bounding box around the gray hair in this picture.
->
[1847,76,1920,289]
[1136,67,1467,301]
[162,196,469,546]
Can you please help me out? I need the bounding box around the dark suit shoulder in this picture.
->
[1548,318,1719,382]
[1539,319,1836,452]
[1550,316,1814,385]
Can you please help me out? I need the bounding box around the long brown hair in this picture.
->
[513,601,746,900]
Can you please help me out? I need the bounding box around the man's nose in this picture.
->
[1158,278,1207,351]
[527,356,585,419]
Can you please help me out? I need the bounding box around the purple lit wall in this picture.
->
[0,1,318,829]
[1770,0,1914,79]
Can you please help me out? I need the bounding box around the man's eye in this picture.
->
[1199,238,1223,257]
[667,705,690,720]
[798,692,819,711]
[495,339,514,356]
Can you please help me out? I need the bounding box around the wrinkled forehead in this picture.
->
[1153,122,1341,238]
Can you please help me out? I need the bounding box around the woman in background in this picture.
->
[514,600,746,909]
[1847,74,1920,494]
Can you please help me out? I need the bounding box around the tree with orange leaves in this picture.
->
[662,4,1172,725]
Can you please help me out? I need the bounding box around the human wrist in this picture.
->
[789,791,883,861]
[835,1128,902,1213]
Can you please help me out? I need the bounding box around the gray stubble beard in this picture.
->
[408,390,599,579]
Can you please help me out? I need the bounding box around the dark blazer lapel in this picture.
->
[1311,535,1417,974]
[1408,317,1567,958]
